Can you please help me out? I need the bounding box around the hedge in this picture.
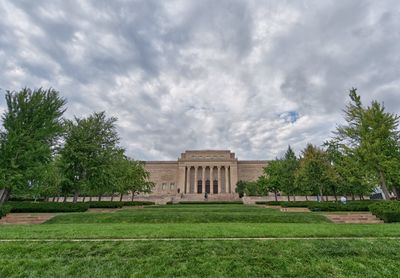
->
[122,201,154,206]
[256,200,381,211]
[175,201,243,205]
[369,201,400,223]
[6,202,89,213]
[0,205,11,218]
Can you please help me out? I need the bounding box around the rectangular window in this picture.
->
[162,183,167,190]
[170,183,175,190]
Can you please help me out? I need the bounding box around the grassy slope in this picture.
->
[46,204,329,224]
[1,240,400,277]
[1,223,400,239]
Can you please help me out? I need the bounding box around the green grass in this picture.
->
[0,223,400,239]
[1,240,399,277]
[1,203,398,277]
[46,204,329,224]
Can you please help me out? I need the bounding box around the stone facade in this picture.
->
[145,150,267,196]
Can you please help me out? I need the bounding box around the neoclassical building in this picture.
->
[145,150,267,197]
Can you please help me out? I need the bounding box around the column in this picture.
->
[225,165,229,194]
[230,164,238,195]
[194,166,198,194]
[217,166,221,194]
[202,167,206,194]
[210,166,214,194]
[186,166,190,194]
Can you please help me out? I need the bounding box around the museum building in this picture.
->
[144,150,267,196]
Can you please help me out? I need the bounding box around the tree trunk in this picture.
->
[98,195,102,202]
[305,195,308,201]
[131,193,134,201]
[351,194,355,201]
[274,191,278,202]
[379,170,391,200]
[56,196,60,202]
[52,196,56,202]
[73,191,79,203]
[326,195,329,202]
[0,188,10,205]
[82,196,86,202]
[319,187,324,202]
[359,195,362,200]
[89,196,92,202]
[287,195,290,202]
[334,194,338,202]
[120,193,123,202]
[293,195,296,201]
[111,195,114,202]
[63,195,67,202]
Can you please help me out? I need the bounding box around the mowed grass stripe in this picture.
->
[2,237,400,242]
[1,240,400,277]
[1,223,399,239]
[45,204,330,224]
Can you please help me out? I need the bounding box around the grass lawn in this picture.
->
[1,204,399,277]
[46,204,330,224]
[1,239,400,277]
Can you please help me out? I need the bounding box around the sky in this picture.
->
[0,0,399,161]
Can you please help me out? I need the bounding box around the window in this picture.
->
[162,183,167,190]
[170,183,175,190]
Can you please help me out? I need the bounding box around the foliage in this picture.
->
[262,159,283,201]
[280,146,299,199]
[295,144,338,201]
[6,201,89,213]
[0,88,66,202]
[235,180,246,198]
[0,205,11,218]
[369,201,400,223]
[59,112,122,201]
[334,88,400,199]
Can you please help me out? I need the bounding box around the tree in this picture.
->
[235,180,246,198]
[59,112,122,202]
[295,144,336,201]
[0,88,66,204]
[280,146,299,201]
[263,159,283,201]
[335,88,400,199]
[112,156,154,201]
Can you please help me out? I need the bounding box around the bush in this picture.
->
[256,201,282,205]
[177,201,243,205]
[369,201,400,223]
[122,201,154,206]
[257,200,380,211]
[87,201,124,208]
[6,202,89,213]
[0,205,11,218]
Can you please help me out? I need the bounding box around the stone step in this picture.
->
[324,212,383,224]
[0,213,56,225]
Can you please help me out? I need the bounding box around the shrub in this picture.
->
[6,202,89,213]
[257,200,380,211]
[0,205,11,218]
[122,201,154,206]
[177,201,243,205]
[87,201,124,208]
[256,201,282,205]
[369,201,400,223]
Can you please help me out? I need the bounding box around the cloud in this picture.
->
[0,0,399,160]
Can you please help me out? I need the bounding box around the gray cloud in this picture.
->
[0,0,399,160]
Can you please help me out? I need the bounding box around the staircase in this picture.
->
[324,212,383,224]
[0,213,56,224]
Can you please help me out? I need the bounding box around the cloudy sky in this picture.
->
[0,0,399,160]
